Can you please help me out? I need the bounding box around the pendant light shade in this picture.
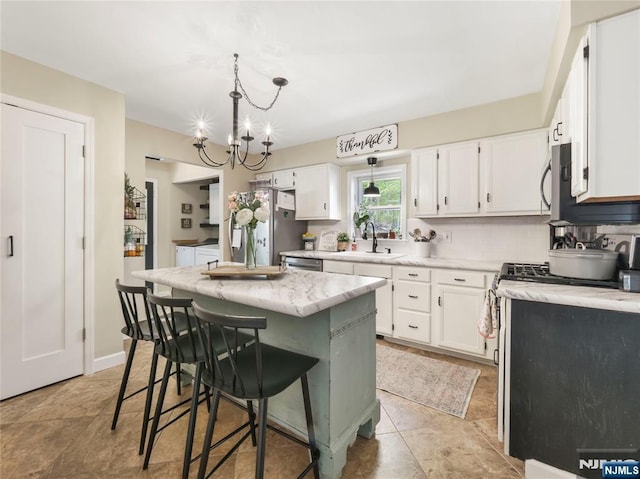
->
[363,157,380,198]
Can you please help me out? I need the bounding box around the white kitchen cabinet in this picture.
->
[569,33,589,198]
[176,245,195,267]
[323,260,392,336]
[208,183,220,224]
[392,266,431,344]
[412,141,479,218]
[295,163,341,220]
[581,9,640,201]
[411,147,438,216]
[272,169,296,190]
[480,129,548,215]
[194,245,219,265]
[438,141,480,216]
[254,172,273,187]
[433,269,496,359]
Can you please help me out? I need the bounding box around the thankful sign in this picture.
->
[336,124,398,158]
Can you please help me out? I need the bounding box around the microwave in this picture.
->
[543,143,640,226]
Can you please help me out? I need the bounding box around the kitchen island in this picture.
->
[133,264,386,479]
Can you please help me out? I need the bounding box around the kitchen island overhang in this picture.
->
[132,264,387,479]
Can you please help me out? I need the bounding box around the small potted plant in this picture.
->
[337,232,349,251]
[352,204,370,239]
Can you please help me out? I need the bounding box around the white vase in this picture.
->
[414,241,431,258]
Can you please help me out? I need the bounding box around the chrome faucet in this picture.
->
[365,221,378,253]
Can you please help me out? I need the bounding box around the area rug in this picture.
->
[376,344,481,419]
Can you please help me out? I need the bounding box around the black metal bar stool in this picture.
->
[112,279,182,456]
[193,302,320,479]
[142,291,209,478]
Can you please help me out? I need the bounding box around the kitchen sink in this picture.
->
[330,251,405,259]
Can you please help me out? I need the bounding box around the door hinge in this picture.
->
[436,152,439,159]
[583,167,589,180]
[392,284,395,292]
[484,341,488,350]
[82,237,86,250]
[391,323,395,331]
[583,44,589,59]
[478,201,481,209]
[82,328,86,341]
[478,146,481,154]
[436,203,440,211]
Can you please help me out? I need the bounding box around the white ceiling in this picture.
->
[1,1,561,151]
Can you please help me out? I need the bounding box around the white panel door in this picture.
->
[411,147,438,217]
[1,104,85,399]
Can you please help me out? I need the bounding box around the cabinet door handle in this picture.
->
[274,178,278,185]
[552,126,559,142]
[557,121,563,137]
[444,196,448,205]
[408,273,418,277]
[493,348,499,366]
[408,294,418,299]
[323,202,327,210]
[486,193,490,203]
[414,198,417,207]
[438,296,441,306]
[8,235,14,257]
[408,324,418,329]
[454,278,466,282]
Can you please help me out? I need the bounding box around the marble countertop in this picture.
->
[132,263,386,318]
[280,250,502,272]
[497,280,640,314]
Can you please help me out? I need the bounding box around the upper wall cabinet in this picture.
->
[581,9,640,201]
[272,169,296,190]
[295,163,341,220]
[438,141,480,216]
[412,131,547,218]
[411,147,438,216]
[480,129,548,215]
[411,141,479,218]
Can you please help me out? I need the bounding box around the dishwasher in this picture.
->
[284,256,323,272]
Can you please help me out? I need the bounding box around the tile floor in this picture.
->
[1,340,523,478]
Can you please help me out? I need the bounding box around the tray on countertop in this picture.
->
[201,265,286,279]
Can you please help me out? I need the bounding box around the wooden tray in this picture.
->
[201,265,286,279]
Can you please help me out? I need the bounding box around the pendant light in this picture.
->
[363,157,381,198]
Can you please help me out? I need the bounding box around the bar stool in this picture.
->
[143,292,254,479]
[112,279,190,455]
[193,302,321,479]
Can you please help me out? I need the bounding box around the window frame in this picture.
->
[347,163,407,239]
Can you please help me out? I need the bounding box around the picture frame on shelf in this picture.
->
[181,203,192,214]
[181,218,192,229]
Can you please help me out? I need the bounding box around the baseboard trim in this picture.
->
[92,351,125,374]
[525,459,574,479]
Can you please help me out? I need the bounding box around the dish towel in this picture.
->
[478,274,499,339]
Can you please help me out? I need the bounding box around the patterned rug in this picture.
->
[376,344,481,419]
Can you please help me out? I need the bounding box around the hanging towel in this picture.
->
[478,274,499,339]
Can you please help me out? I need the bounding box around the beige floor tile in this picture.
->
[1,338,522,479]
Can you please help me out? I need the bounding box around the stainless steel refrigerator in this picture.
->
[230,189,307,266]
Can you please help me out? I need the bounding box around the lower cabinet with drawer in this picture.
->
[392,266,431,344]
[324,260,392,336]
[433,269,496,359]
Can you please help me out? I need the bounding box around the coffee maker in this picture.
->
[619,234,640,292]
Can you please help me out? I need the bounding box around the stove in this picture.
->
[499,262,619,289]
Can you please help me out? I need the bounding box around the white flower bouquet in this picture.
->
[228,191,270,229]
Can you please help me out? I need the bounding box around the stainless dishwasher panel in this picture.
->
[284,257,323,272]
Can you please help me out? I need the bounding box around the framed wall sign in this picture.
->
[337,124,398,158]
[181,218,192,229]
[181,203,192,214]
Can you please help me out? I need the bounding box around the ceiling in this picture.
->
[1,1,561,151]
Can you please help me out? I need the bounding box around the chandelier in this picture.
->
[193,53,288,171]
